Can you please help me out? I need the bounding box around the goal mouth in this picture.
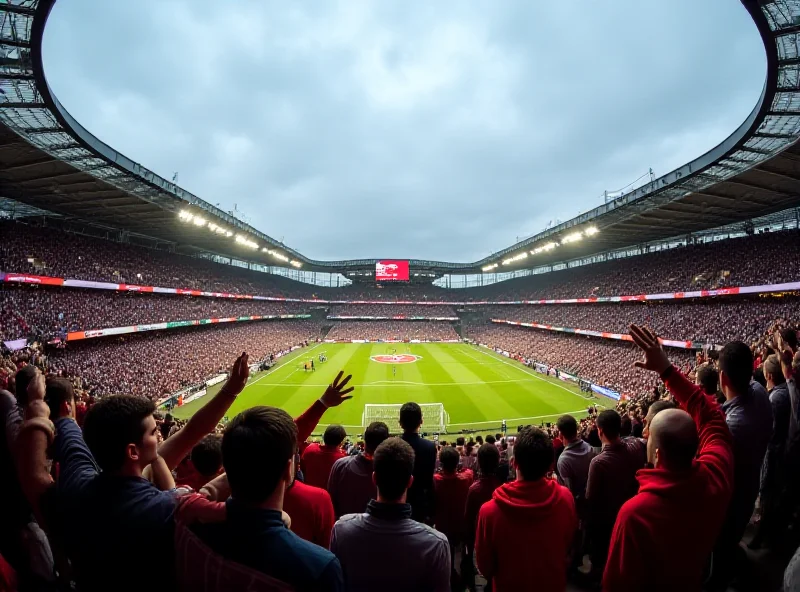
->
[362,403,448,433]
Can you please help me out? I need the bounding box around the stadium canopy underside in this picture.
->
[0,0,799,277]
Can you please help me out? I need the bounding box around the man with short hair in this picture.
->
[556,414,594,500]
[177,434,223,491]
[709,341,773,588]
[603,326,734,591]
[585,409,646,576]
[50,354,252,592]
[696,363,720,398]
[399,402,437,523]
[328,421,389,518]
[194,406,343,590]
[476,427,577,591]
[301,424,347,489]
[752,353,792,548]
[331,438,450,591]
[642,399,676,441]
[464,443,502,589]
[434,446,474,587]
[44,376,75,421]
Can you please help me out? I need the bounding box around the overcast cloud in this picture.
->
[43,0,764,262]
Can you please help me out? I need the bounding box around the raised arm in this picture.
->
[295,371,354,444]
[630,325,733,488]
[157,353,249,470]
[14,372,55,523]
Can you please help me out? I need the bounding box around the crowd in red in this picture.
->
[484,296,800,346]
[2,323,798,592]
[3,221,798,301]
[465,323,697,396]
[4,321,321,400]
[326,321,459,342]
[0,285,311,341]
[328,304,458,317]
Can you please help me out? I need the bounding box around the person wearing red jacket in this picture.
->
[475,427,577,592]
[301,425,347,489]
[283,479,335,549]
[602,325,734,592]
[433,446,474,589]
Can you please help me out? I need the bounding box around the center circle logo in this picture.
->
[370,354,421,364]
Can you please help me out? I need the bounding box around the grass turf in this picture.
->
[170,342,607,436]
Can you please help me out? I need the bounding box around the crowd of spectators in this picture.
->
[41,321,321,400]
[2,324,798,591]
[0,284,311,341]
[3,220,799,302]
[328,304,457,317]
[465,322,695,397]
[484,296,800,346]
[326,321,459,342]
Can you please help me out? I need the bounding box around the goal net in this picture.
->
[362,403,448,434]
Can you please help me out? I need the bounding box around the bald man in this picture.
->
[602,326,734,592]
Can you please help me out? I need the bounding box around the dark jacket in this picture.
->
[330,500,450,592]
[719,381,773,547]
[401,432,436,522]
[762,381,790,496]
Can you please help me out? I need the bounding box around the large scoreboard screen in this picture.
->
[375,260,410,282]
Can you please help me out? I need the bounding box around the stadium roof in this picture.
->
[0,0,799,276]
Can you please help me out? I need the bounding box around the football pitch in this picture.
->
[171,342,606,436]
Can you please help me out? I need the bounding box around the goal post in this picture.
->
[362,403,447,433]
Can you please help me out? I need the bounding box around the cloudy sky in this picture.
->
[43,0,764,262]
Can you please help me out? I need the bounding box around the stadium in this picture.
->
[1,0,800,590]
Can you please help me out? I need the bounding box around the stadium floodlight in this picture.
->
[265,249,290,262]
[208,222,229,235]
[178,210,192,221]
[531,241,558,255]
[191,216,207,227]
[585,226,599,236]
[560,231,583,244]
[482,263,499,272]
[501,252,528,265]
[235,234,258,249]
[290,260,302,268]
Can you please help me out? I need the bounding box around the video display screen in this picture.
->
[375,260,410,282]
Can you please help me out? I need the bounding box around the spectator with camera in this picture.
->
[330,437,450,592]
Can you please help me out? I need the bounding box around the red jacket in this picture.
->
[475,478,576,592]
[433,469,474,543]
[301,444,347,490]
[602,367,734,592]
[283,480,335,549]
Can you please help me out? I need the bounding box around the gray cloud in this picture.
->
[43,0,764,262]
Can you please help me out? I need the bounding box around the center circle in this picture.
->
[370,354,421,364]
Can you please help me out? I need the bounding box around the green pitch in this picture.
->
[170,342,606,435]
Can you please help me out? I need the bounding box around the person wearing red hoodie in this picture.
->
[602,325,734,592]
[301,424,347,489]
[434,445,474,589]
[475,426,577,592]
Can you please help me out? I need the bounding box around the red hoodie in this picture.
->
[475,478,576,592]
[301,443,346,490]
[283,480,335,548]
[602,367,733,592]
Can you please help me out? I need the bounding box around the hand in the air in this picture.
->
[321,371,355,408]
[220,352,250,397]
[630,325,671,376]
